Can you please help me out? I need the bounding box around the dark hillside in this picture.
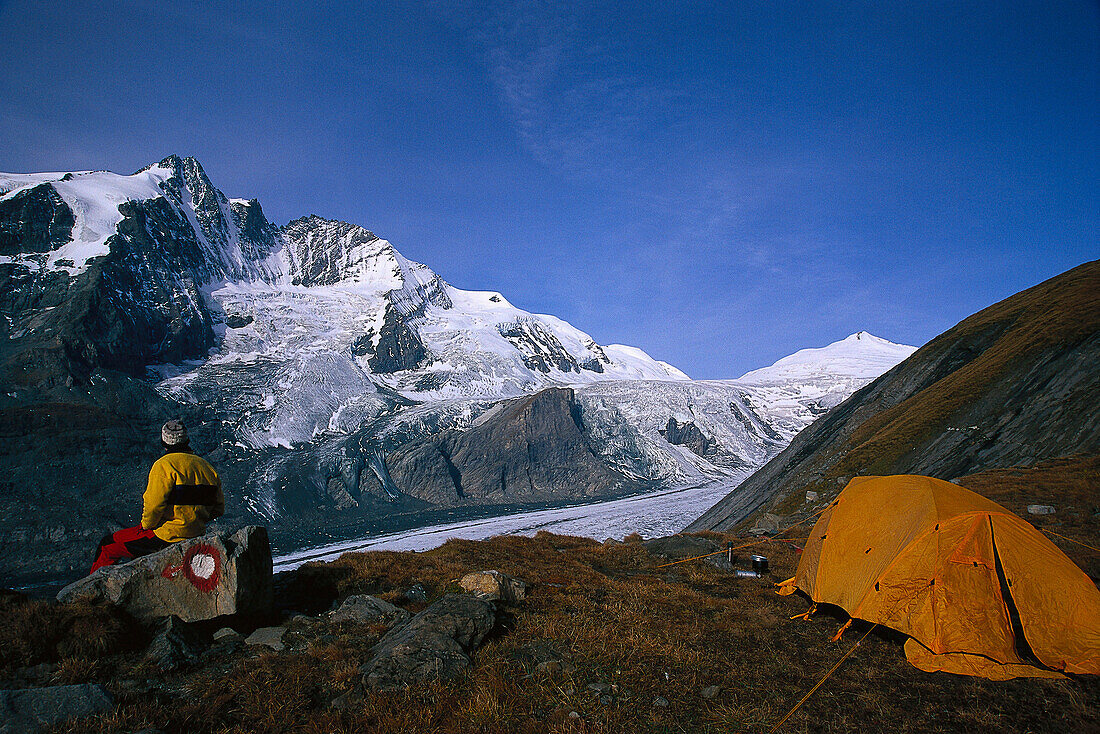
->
[0,376,226,586]
[385,387,638,505]
[689,260,1100,538]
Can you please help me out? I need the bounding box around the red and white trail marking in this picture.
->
[162,544,222,592]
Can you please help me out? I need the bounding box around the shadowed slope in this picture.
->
[688,260,1100,533]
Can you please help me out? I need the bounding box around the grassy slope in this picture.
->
[833,260,1099,479]
[725,261,1099,544]
[3,531,1097,734]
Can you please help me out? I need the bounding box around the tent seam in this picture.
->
[851,510,1014,619]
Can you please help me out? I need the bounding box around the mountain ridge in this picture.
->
[2,155,687,393]
[688,259,1100,534]
[0,154,915,585]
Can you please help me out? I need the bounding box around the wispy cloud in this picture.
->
[450,2,677,180]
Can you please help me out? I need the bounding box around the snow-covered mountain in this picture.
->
[738,331,915,383]
[0,154,911,470]
[324,332,915,524]
[573,333,916,486]
[2,157,685,449]
[0,158,282,282]
[158,213,687,448]
[0,155,915,581]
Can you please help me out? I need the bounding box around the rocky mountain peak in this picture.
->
[280,215,449,311]
[156,156,232,253]
[151,153,184,174]
[229,198,280,264]
[282,216,385,288]
[177,157,221,208]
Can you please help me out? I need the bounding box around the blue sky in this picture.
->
[1,1,1096,378]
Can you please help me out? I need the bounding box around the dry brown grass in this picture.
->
[27,530,1100,734]
[0,592,146,677]
[833,261,1099,479]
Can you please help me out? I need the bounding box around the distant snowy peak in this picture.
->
[737,332,916,383]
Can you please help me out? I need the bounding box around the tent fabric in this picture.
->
[777,475,1100,679]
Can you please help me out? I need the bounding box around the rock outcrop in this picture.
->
[642,534,732,570]
[458,570,528,604]
[329,594,412,628]
[145,616,209,671]
[498,319,591,374]
[0,183,74,255]
[244,626,286,651]
[56,526,273,622]
[361,593,496,690]
[0,684,113,734]
[661,417,714,459]
[643,534,719,559]
[384,387,635,505]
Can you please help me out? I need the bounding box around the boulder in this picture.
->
[646,534,734,572]
[56,526,273,622]
[361,593,496,690]
[404,583,428,602]
[213,627,245,645]
[458,570,528,604]
[0,684,113,733]
[1027,505,1056,515]
[245,626,286,651]
[329,594,411,629]
[642,534,730,572]
[644,534,732,570]
[145,616,208,671]
[749,512,782,536]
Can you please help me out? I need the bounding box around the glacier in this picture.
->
[0,155,916,566]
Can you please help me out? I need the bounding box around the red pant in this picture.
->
[90,525,169,573]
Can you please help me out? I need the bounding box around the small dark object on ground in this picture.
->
[145,616,208,671]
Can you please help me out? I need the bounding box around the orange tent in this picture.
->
[777,475,1100,679]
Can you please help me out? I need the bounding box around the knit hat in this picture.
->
[161,419,188,448]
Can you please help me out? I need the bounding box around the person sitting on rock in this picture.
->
[90,419,224,573]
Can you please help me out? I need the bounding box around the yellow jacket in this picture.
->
[141,450,224,542]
